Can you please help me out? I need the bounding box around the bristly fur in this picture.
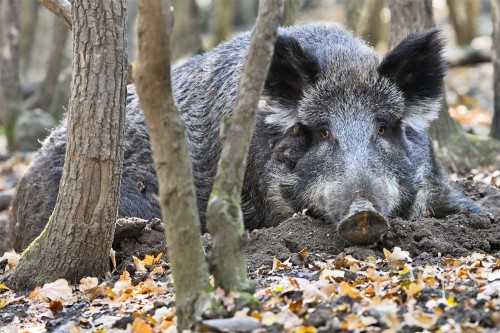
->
[9,24,481,250]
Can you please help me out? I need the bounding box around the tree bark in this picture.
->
[492,0,500,139]
[172,0,203,60]
[207,0,283,292]
[5,0,127,290]
[388,0,500,170]
[134,0,210,330]
[211,0,234,47]
[447,0,478,46]
[0,0,22,152]
[20,0,40,78]
[29,18,69,112]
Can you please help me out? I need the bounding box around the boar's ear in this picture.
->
[264,35,320,104]
[378,29,445,130]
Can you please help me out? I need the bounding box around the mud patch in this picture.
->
[246,181,500,271]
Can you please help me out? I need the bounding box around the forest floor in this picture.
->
[0,168,499,333]
[0,63,500,332]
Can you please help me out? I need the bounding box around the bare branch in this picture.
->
[207,0,284,292]
[38,0,72,29]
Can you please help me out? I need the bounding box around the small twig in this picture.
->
[38,0,72,29]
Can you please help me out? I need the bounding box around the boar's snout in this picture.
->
[337,199,389,245]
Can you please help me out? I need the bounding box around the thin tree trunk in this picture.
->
[29,18,69,112]
[389,0,500,170]
[358,0,385,46]
[5,0,127,290]
[211,0,234,47]
[20,0,40,78]
[207,0,283,292]
[134,0,210,330]
[37,0,72,29]
[283,0,303,26]
[172,0,203,60]
[491,0,500,139]
[0,0,21,152]
[447,0,478,46]
[344,0,364,32]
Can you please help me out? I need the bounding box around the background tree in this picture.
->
[212,0,234,46]
[172,0,204,60]
[389,0,500,170]
[20,0,40,78]
[447,0,478,46]
[283,0,303,26]
[5,0,127,290]
[28,17,69,113]
[358,0,386,47]
[492,0,500,139]
[0,0,21,152]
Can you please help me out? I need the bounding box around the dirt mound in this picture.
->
[111,180,500,272]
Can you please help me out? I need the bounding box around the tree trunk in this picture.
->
[388,0,500,170]
[20,0,40,78]
[211,0,234,47]
[29,18,69,112]
[172,0,203,60]
[447,0,478,46]
[207,0,283,292]
[492,0,500,139]
[0,0,21,152]
[344,0,364,33]
[134,0,210,330]
[5,0,127,290]
[283,0,303,26]
[358,0,386,47]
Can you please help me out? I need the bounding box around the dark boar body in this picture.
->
[10,25,480,249]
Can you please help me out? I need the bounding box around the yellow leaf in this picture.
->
[295,326,317,333]
[339,281,361,300]
[0,283,10,292]
[406,282,424,297]
[0,298,10,309]
[132,318,153,333]
[447,296,457,307]
[298,248,309,261]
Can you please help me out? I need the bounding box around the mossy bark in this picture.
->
[134,1,210,331]
[5,0,127,291]
[207,0,283,292]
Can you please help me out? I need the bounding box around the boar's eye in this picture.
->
[320,128,331,140]
[378,125,386,136]
[292,124,301,136]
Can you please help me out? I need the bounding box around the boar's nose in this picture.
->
[337,199,389,245]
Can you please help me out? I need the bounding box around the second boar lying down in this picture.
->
[10,24,480,249]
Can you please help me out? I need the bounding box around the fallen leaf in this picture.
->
[40,279,73,303]
[78,277,99,292]
[48,299,64,314]
[0,250,20,270]
[132,318,153,333]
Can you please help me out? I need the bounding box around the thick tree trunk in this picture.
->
[134,0,210,330]
[5,0,127,290]
[29,18,69,112]
[207,0,283,292]
[211,0,234,47]
[20,0,40,78]
[492,0,500,139]
[447,0,478,46]
[0,0,21,152]
[389,0,500,170]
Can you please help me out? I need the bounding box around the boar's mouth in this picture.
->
[336,199,389,245]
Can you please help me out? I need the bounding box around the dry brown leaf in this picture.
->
[132,318,154,333]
